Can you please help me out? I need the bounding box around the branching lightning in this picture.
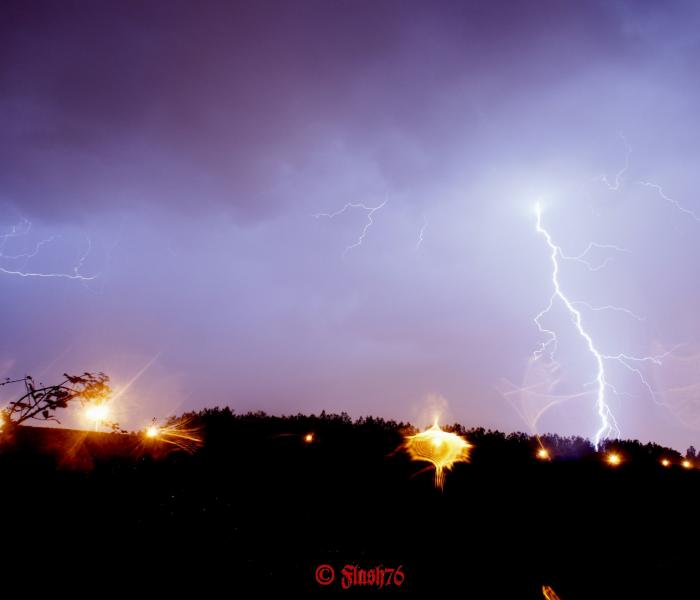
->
[597,133,700,223]
[560,242,631,272]
[570,301,645,322]
[534,203,618,446]
[0,217,97,281]
[636,181,700,223]
[533,203,670,448]
[313,200,387,256]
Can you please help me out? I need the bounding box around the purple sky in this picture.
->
[2,0,700,450]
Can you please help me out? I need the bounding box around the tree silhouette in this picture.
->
[1,372,119,429]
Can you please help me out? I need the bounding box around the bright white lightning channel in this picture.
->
[534,203,617,447]
[533,203,671,448]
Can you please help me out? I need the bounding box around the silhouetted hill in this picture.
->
[0,410,697,598]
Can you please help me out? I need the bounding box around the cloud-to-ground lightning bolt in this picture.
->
[312,200,386,256]
[533,203,672,448]
[0,218,97,281]
[534,203,618,447]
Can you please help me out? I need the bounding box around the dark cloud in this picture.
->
[0,0,640,221]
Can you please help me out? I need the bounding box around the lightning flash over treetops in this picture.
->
[1,1,700,449]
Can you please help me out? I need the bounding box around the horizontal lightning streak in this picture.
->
[0,218,97,281]
[571,301,645,322]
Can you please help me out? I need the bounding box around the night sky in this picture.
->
[2,0,700,450]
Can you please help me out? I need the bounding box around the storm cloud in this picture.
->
[2,0,700,450]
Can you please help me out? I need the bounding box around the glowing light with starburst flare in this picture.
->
[404,419,471,489]
[537,447,550,461]
[606,452,622,467]
[83,402,110,430]
[141,418,203,453]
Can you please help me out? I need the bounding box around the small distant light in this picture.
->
[606,452,621,466]
[537,448,550,460]
[682,459,693,469]
[304,433,314,443]
[661,458,671,467]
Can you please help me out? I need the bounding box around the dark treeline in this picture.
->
[1,408,699,598]
[181,406,691,465]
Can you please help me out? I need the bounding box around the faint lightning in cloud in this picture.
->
[0,218,31,253]
[73,235,93,277]
[598,132,631,191]
[416,216,428,250]
[0,218,97,281]
[313,199,387,256]
[561,242,631,272]
[532,203,669,448]
[570,301,645,322]
[498,372,594,435]
[3,235,57,263]
[597,133,700,223]
[636,181,700,223]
